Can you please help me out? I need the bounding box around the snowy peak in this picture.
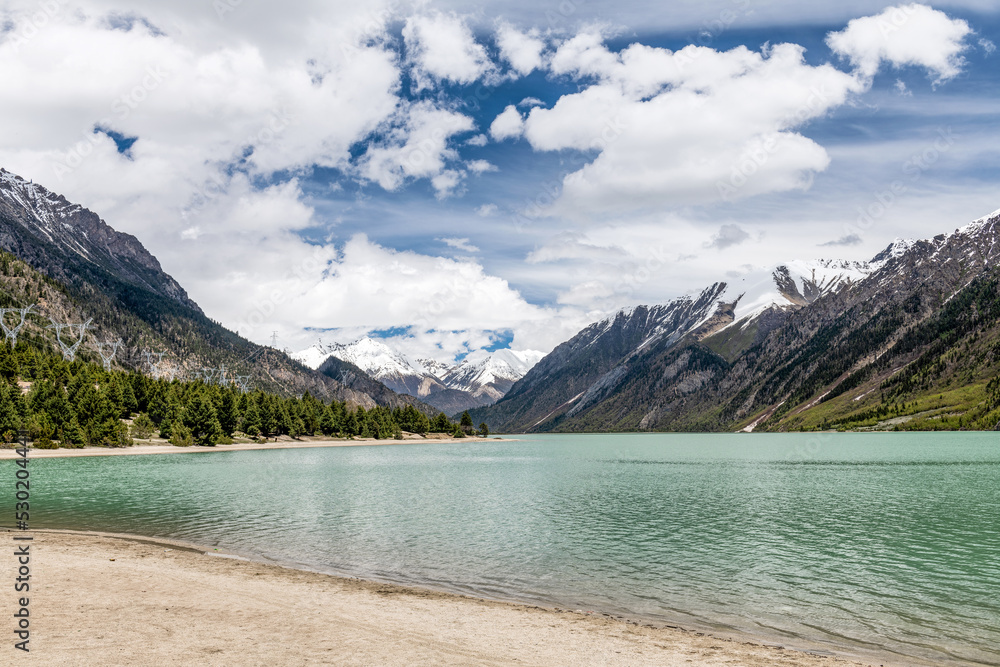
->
[0,167,198,310]
[293,336,545,409]
[870,238,917,269]
[726,258,872,327]
[582,282,731,356]
[294,337,443,398]
[443,349,546,398]
[0,169,88,243]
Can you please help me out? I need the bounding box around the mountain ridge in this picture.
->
[471,211,1000,433]
[293,337,544,414]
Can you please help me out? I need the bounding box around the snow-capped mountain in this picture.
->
[293,336,545,412]
[472,207,1000,433]
[443,349,547,401]
[294,338,445,397]
[0,167,197,309]
[722,258,876,329]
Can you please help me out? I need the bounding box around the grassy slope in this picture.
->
[753,271,1000,432]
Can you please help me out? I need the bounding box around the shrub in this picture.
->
[131,413,155,439]
[170,423,194,447]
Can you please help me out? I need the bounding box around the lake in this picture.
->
[5,432,999,665]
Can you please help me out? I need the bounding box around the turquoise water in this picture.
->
[4,433,999,665]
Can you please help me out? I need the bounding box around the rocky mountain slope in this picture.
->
[472,210,1000,433]
[294,337,544,414]
[0,167,431,411]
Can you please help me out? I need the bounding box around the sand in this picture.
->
[2,530,897,666]
[0,435,496,459]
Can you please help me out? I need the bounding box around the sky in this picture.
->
[0,1,998,363]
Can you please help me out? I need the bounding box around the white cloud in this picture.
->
[980,38,997,55]
[431,169,465,199]
[522,39,862,215]
[466,159,497,173]
[495,22,545,75]
[403,12,493,89]
[489,105,524,141]
[826,4,972,82]
[476,203,499,216]
[279,234,563,352]
[0,3,402,230]
[358,101,475,196]
[439,237,480,252]
[466,133,488,146]
[518,96,544,108]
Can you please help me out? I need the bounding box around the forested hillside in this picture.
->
[0,336,472,448]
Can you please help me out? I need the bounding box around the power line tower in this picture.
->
[235,375,252,394]
[0,305,35,347]
[143,350,167,379]
[48,318,92,362]
[95,338,123,371]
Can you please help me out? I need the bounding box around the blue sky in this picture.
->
[0,1,997,362]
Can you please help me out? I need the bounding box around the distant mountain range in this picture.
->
[0,167,435,413]
[471,209,1000,433]
[293,338,544,414]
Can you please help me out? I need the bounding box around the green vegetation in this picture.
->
[0,339,471,448]
[758,271,1000,433]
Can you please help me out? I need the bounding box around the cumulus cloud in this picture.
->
[523,39,861,214]
[466,159,497,173]
[489,105,524,141]
[705,224,751,250]
[278,234,557,348]
[496,22,545,75]
[403,12,493,89]
[826,4,972,82]
[476,203,499,216]
[0,3,402,226]
[358,101,474,196]
[515,5,974,218]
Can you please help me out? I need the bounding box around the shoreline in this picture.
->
[11,528,907,666]
[0,434,501,459]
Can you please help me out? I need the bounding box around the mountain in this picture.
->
[0,168,197,310]
[294,338,446,397]
[441,348,546,399]
[0,167,427,410]
[471,209,1000,433]
[294,337,544,414]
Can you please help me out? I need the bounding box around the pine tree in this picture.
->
[63,416,85,447]
[0,384,22,440]
[241,400,261,437]
[460,411,474,434]
[183,393,223,446]
[216,389,238,436]
[432,412,451,432]
[0,344,18,384]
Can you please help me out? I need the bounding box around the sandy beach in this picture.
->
[3,530,895,666]
[0,435,496,459]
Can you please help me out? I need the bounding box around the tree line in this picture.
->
[0,341,488,448]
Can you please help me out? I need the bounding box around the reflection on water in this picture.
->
[7,432,999,666]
